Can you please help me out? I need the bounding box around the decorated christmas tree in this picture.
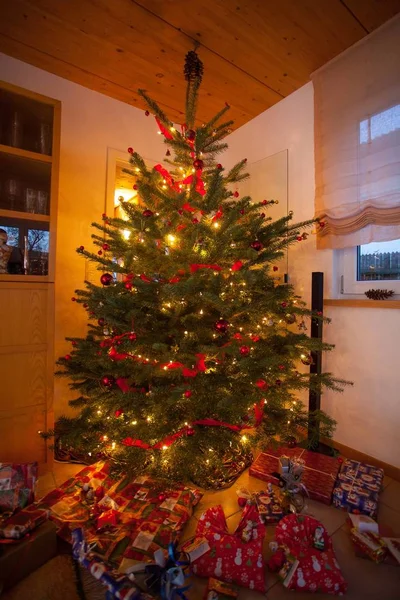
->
[51,50,348,488]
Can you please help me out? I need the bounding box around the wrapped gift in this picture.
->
[181,537,210,562]
[192,504,266,592]
[0,506,49,540]
[274,514,347,594]
[255,486,286,524]
[72,528,154,600]
[382,538,400,566]
[250,447,340,505]
[349,528,387,563]
[0,462,38,513]
[205,578,238,600]
[332,459,384,518]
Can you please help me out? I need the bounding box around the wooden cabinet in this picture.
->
[0,81,60,468]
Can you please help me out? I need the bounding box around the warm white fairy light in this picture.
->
[167,234,176,245]
[131,420,137,425]
[241,435,248,442]
[111,442,116,450]
[213,222,220,229]
[123,229,131,240]
[162,445,169,450]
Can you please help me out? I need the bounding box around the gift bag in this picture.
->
[0,462,38,513]
[274,514,347,594]
[191,504,266,592]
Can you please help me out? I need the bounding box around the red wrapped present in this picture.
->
[0,506,49,540]
[350,528,387,563]
[0,462,38,513]
[274,514,347,594]
[249,447,340,505]
[192,504,266,592]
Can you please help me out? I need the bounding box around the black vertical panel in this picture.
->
[308,272,323,442]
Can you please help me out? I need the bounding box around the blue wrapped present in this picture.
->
[332,459,384,519]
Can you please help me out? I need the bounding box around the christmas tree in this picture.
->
[52,50,348,488]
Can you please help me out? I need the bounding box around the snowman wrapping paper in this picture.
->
[191,504,266,592]
[274,514,347,594]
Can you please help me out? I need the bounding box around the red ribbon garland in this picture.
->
[121,400,265,450]
[155,118,174,140]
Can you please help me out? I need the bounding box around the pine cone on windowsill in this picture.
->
[364,289,395,300]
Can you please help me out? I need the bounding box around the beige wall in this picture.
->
[226,82,400,468]
[0,52,164,417]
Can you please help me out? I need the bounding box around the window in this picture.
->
[337,240,400,297]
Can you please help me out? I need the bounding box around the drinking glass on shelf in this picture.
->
[38,122,52,155]
[3,178,22,211]
[36,190,49,214]
[24,188,37,213]
[9,111,23,148]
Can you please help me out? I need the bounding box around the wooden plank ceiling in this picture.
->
[0,0,399,128]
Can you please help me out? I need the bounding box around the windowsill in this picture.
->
[324,299,400,309]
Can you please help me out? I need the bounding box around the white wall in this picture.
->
[0,53,164,417]
[226,82,400,468]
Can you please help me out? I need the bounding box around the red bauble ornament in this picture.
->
[79,245,85,252]
[166,149,171,156]
[214,318,229,334]
[184,390,192,398]
[240,345,250,356]
[101,375,115,388]
[273,266,278,272]
[255,379,267,389]
[178,209,183,215]
[262,199,268,205]
[127,147,134,154]
[275,379,282,386]
[239,209,245,215]
[286,436,297,449]
[124,282,133,290]
[193,158,204,170]
[142,209,154,217]
[217,163,223,170]
[98,318,105,326]
[114,409,123,418]
[319,221,326,228]
[158,493,167,502]
[98,250,103,255]
[260,213,265,218]
[278,365,285,371]
[192,217,199,224]
[187,129,196,141]
[102,243,110,251]
[186,427,195,436]
[128,332,137,341]
[72,341,77,346]
[250,240,263,251]
[95,486,105,500]
[145,110,150,116]
[100,273,113,286]
[83,303,88,308]
[281,302,288,308]
[71,297,76,302]
[233,191,239,198]
[65,354,71,360]
[296,236,303,242]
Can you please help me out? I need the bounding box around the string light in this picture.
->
[123,229,131,240]
[131,420,137,425]
[111,442,116,450]
[241,435,248,442]
[162,445,169,450]
[213,222,220,229]
[167,234,176,245]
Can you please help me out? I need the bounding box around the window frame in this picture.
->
[336,244,400,298]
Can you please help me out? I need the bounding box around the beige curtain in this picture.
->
[312,16,400,250]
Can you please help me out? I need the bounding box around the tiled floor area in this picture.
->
[37,462,400,600]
